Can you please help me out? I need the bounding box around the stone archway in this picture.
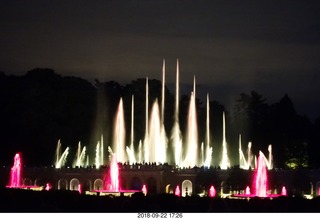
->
[70,178,80,191]
[182,179,193,197]
[93,179,103,190]
[58,178,68,190]
[165,184,174,194]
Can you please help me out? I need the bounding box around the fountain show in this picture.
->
[0,60,320,213]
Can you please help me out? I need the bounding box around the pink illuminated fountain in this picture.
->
[8,153,22,188]
[232,151,282,199]
[90,153,143,196]
[142,184,147,196]
[175,185,181,196]
[6,153,41,190]
[106,153,120,191]
[209,185,216,197]
[245,186,251,195]
[255,151,268,197]
[281,186,287,196]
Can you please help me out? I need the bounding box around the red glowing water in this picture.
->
[209,185,216,197]
[8,153,22,188]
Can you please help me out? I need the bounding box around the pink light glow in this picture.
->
[281,186,287,196]
[8,153,22,188]
[45,183,51,191]
[78,184,82,194]
[142,184,147,196]
[209,185,216,197]
[245,186,251,195]
[175,185,180,196]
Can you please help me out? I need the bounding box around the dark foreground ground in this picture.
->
[1,187,320,213]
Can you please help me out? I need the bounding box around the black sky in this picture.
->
[1,0,320,120]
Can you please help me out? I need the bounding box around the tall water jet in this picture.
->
[248,142,253,169]
[204,93,212,168]
[220,111,230,169]
[160,59,168,164]
[127,95,136,164]
[183,91,198,167]
[267,144,273,170]
[8,153,22,188]
[113,98,126,163]
[144,78,149,163]
[161,59,165,125]
[95,141,101,168]
[148,99,166,163]
[171,59,182,166]
[100,134,104,166]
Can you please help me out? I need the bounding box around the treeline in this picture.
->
[0,68,319,168]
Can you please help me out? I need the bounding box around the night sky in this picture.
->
[1,0,320,120]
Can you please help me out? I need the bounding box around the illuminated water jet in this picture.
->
[220,112,230,169]
[73,141,86,167]
[113,98,126,163]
